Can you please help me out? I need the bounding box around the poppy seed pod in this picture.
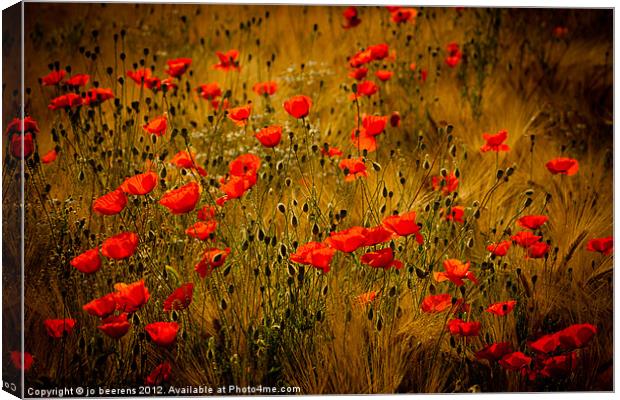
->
[440,168,448,177]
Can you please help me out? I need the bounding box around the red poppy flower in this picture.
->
[6,116,39,135]
[213,49,240,71]
[65,73,89,87]
[557,323,597,350]
[170,151,207,176]
[41,149,58,164]
[586,236,613,255]
[480,130,510,152]
[143,115,167,136]
[517,215,548,230]
[127,68,153,86]
[526,241,550,259]
[342,6,361,29]
[145,322,179,347]
[375,70,393,82]
[165,58,192,78]
[163,283,194,312]
[475,342,513,361]
[10,133,34,159]
[185,220,217,240]
[390,7,418,24]
[486,300,517,316]
[284,95,312,119]
[48,93,82,110]
[98,313,130,339]
[355,290,379,306]
[10,351,33,372]
[197,205,216,221]
[360,248,403,270]
[93,189,127,215]
[101,232,139,259]
[253,81,278,96]
[325,226,367,253]
[487,240,511,257]
[339,157,368,182]
[219,175,254,200]
[120,171,158,195]
[197,82,223,100]
[44,318,76,339]
[382,211,424,244]
[229,153,261,177]
[321,146,343,158]
[349,67,368,81]
[40,70,66,86]
[545,157,579,176]
[83,293,117,318]
[70,248,101,274]
[351,127,377,152]
[421,294,453,313]
[362,115,388,136]
[432,172,459,195]
[447,318,480,336]
[362,226,394,246]
[114,280,150,313]
[159,182,201,214]
[161,78,179,90]
[499,352,532,371]
[143,76,162,90]
[529,332,560,354]
[445,206,465,224]
[145,361,172,385]
[445,42,462,68]
[368,43,390,60]
[349,48,373,68]
[83,88,114,106]
[227,104,252,126]
[290,242,336,273]
[511,231,542,248]
[434,259,478,286]
[255,125,282,148]
[350,80,379,100]
[540,353,578,378]
[195,247,231,278]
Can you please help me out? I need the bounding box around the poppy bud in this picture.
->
[506,166,515,176]
[497,169,504,179]
[467,238,474,248]
[523,197,533,208]
[291,215,298,227]
[449,145,457,157]
[440,168,447,177]
[277,203,286,213]
[444,198,452,207]
[524,189,534,196]
[372,162,381,171]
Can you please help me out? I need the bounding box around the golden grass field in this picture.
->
[2,4,613,394]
